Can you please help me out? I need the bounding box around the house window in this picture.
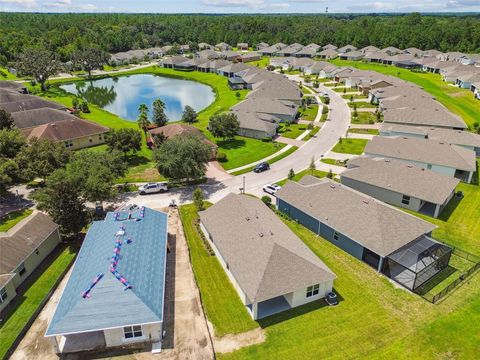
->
[0,287,7,303]
[333,231,340,241]
[123,325,143,339]
[89,137,93,142]
[35,248,39,255]
[427,164,432,170]
[306,284,320,298]
[18,263,26,276]
[402,195,411,205]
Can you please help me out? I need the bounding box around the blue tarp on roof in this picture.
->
[45,207,168,336]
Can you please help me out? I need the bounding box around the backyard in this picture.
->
[34,66,283,177]
[181,202,480,360]
[332,138,368,155]
[0,209,33,232]
[331,59,480,129]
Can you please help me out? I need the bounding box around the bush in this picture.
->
[261,196,272,206]
[307,123,314,129]
[216,152,227,162]
[261,137,273,142]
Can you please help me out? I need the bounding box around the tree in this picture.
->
[0,159,19,195]
[72,47,107,78]
[192,187,204,211]
[261,195,272,206]
[66,150,127,202]
[208,113,240,140]
[16,47,61,91]
[0,109,14,129]
[137,103,150,135]
[309,156,316,174]
[152,99,169,127]
[104,128,142,158]
[288,168,295,180]
[0,128,26,158]
[327,169,333,179]
[15,138,70,181]
[154,134,211,181]
[181,105,198,124]
[34,169,87,236]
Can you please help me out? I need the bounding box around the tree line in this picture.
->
[1,13,480,64]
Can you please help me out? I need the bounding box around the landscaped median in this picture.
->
[0,244,77,360]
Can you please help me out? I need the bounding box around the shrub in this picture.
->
[261,196,272,206]
[216,152,227,162]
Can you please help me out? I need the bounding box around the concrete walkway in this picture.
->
[346,133,375,140]
[350,123,381,129]
[275,137,305,147]
[325,151,359,161]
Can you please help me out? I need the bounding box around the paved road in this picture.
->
[119,81,351,208]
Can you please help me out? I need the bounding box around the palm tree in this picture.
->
[137,103,150,137]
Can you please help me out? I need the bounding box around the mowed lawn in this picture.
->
[351,111,377,124]
[0,245,77,359]
[331,59,480,129]
[179,204,258,336]
[36,66,281,174]
[217,214,480,360]
[277,169,330,186]
[332,138,368,155]
[0,209,33,231]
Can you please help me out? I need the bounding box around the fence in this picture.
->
[418,248,480,304]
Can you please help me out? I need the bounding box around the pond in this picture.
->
[60,74,216,122]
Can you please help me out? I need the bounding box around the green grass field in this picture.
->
[230,146,298,176]
[321,158,345,166]
[179,204,258,336]
[348,128,379,135]
[351,111,377,124]
[35,66,281,175]
[0,245,77,359]
[0,67,19,80]
[0,209,33,232]
[277,169,330,186]
[349,101,377,109]
[332,138,368,155]
[248,56,270,68]
[218,214,480,360]
[331,59,480,129]
[299,104,318,121]
[277,123,307,139]
[342,94,367,100]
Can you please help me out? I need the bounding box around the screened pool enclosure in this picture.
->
[382,235,452,291]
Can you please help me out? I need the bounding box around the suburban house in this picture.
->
[147,124,217,158]
[275,178,452,292]
[222,50,241,61]
[339,51,364,61]
[215,42,232,51]
[237,42,249,51]
[337,44,357,54]
[231,110,278,139]
[196,49,224,60]
[0,90,66,113]
[317,49,338,60]
[196,59,231,73]
[341,156,460,218]
[359,45,380,54]
[45,206,168,354]
[364,136,477,183]
[295,43,320,58]
[403,47,424,57]
[276,43,304,57]
[0,81,28,94]
[364,51,389,63]
[381,106,467,129]
[198,42,213,50]
[239,52,262,63]
[199,194,336,320]
[217,62,250,78]
[0,212,60,313]
[381,46,402,56]
[256,42,269,50]
[232,97,297,123]
[258,42,287,56]
[322,44,337,50]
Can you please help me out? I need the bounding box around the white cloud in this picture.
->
[0,0,37,8]
[42,0,97,11]
[202,0,289,9]
[446,0,480,7]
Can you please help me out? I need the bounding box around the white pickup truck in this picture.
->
[138,182,168,195]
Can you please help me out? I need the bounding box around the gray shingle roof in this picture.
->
[45,207,168,336]
[0,212,58,275]
[364,136,477,171]
[199,194,335,303]
[343,156,460,205]
[12,108,77,129]
[275,179,437,257]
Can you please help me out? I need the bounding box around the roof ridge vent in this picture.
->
[362,199,369,204]
[245,216,250,221]
[259,232,264,237]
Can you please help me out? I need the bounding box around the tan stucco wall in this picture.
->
[67,133,107,151]
[103,323,162,348]
[0,279,17,313]
[11,228,61,289]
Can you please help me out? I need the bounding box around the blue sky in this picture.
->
[1,0,479,13]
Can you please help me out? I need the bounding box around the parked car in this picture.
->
[138,182,168,195]
[325,292,338,306]
[253,162,270,173]
[263,184,281,195]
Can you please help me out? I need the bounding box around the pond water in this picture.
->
[60,74,216,122]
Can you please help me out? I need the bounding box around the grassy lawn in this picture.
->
[219,214,480,360]
[0,68,19,80]
[321,158,346,166]
[332,138,368,155]
[179,204,258,336]
[342,94,367,100]
[33,66,281,174]
[230,146,298,176]
[277,123,307,139]
[332,87,357,93]
[331,59,480,129]
[0,209,33,232]
[348,128,379,135]
[349,101,377,109]
[0,244,77,359]
[303,125,320,141]
[351,111,377,124]
[248,56,270,68]
[299,104,318,121]
[277,169,330,186]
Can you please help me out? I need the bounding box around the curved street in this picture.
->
[123,82,351,208]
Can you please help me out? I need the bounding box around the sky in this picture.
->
[1,0,480,13]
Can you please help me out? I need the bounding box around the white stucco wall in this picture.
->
[284,280,333,308]
[103,323,162,348]
[0,279,17,313]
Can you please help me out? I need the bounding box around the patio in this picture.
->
[257,295,292,319]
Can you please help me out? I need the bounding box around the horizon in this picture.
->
[1,0,480,14]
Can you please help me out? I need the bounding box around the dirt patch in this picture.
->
[212,326,266,354]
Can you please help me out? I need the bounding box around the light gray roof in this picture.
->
[278,43,304,55]
[45,207,168,336]
[0,81,26,92]
[318,49,338,57]
[12,108,76,129]
[275,179,437,257]
[380,123,429,136]
[426,128,480,148]
[360,45,380,53]
[343,156,460,205]
[364,51,389,60]
[337,45,358,53]
[199,194,335,303]
[0,212,58,275]
[231,109,278,134]
[232,97,297,117]
[364,136,477,172]
[382,106,467,129]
